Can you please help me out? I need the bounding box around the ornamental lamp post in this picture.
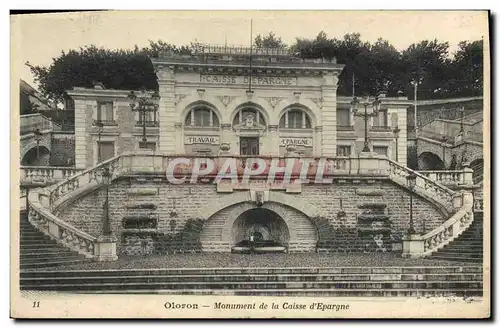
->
[128,90,160,149]
[406,172,417,234]
[94,120,104,163]
[351,95,381,153]
[441,135,448,170]
[33,128,43,164]
[393,126,401,162]
[97,166,112,236]
[459,106,465,134]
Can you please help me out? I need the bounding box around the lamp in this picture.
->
[33,128,43,162]
[393,126,401,162]
[128,89,160,149]
[351,94,381,153]
[406,172,417,234]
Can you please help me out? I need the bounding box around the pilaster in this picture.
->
[74,99,87,169]
[321,72,339,157]
[268,125,279,156]
[157,66,176,155]
[314,126,323,157]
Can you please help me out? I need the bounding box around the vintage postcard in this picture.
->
[10,10,490,319]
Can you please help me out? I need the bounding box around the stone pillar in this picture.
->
[95,235,118,261]
[268,125,279,156]
[174,122,183,154]
[74,99,87,169]
[314,126,323,157]
[462,166,474,186]
[402,233,425,258]
[321,73,339,157]
[157,66,176,155]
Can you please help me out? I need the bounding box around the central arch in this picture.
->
[231,208,290,247]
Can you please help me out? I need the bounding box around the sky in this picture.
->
[11,10,488,90]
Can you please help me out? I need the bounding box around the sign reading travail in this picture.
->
[185,136,220,145]
[200,74,297,86]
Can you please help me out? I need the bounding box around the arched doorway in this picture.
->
[231,208,290,249]
[418,152,444,170]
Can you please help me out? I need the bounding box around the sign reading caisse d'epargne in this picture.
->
[280,137,313,147]
[200,74,297,86]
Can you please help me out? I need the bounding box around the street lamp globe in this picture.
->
[127,90,137,109]
[406,172,417,190]
[393,126,401,138]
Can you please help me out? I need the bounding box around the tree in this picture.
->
[26,40,191,105]
[254,32,287,48]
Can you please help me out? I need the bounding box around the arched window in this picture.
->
[279,109,311,128]
[185,107,220,127]
[232,108,266,126]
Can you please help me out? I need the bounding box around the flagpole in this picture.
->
[248,19,253,92]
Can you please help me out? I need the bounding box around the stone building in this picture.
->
[68,45,411,169]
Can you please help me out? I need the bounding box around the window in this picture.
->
[373,146,388,156]
[185,107,219,127]
[97,101,114,123]
[233,108,266,126]
[136,110,158,127]
[98,141,114,163]
[337,145,351,157]
[336,108,351,127]
[279,109,311,128]
[373,109,388,127]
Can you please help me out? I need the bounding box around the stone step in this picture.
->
[20,250,81,258]
[20,280,483,292]
[20,266,483,278]
[429,255,482,263]
[20,273,483,285]
[21,255,86,264]
[71,288,483,297]
[434,251,483,259]
[20,259,89,269]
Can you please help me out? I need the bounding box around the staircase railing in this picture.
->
[20,166,83,185]
[389,159,475,258]
[25,153,474,260]
[27,156,123,259]
[418,168,474,187]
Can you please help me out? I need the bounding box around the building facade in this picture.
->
[68,45,411,169]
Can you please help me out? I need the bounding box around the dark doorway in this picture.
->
[240,137,259,155]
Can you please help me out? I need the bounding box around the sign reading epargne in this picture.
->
[200,74,297,86]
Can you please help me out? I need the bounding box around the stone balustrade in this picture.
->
[419,168,474,187]
[25,151,474,261]
[20,113,55,135]
[20,166,83,186]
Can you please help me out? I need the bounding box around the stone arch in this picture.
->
[194,190,323,221]
[272,97,321,126]
[179,100,223,126]
[176,93,226,123]
[276,104,317,128]
[21,145,51,165]
[227,97,273,125]
[418,151,444,170]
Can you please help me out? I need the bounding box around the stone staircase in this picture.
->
[19,266,483,297]
[20,212,88,269]
[429,212,483,263]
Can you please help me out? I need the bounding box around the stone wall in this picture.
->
[56,178,446,254]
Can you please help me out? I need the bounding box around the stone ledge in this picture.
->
[126,188,158,196]
[356,188,385,196]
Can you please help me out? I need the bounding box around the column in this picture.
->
[268,125,279,156]
[396,107,408,166]
[157,66,176,155]
[314,126,323,157]
[321,72,339,157]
